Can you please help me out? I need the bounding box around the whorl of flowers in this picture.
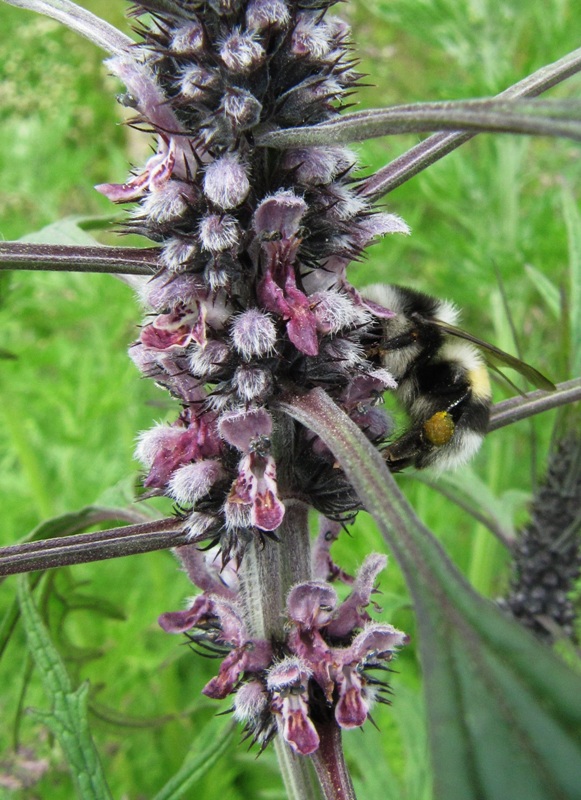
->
[98,0,408,558]
[94,0,410,754]
[159,531,408,755]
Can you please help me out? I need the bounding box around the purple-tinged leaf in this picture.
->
[280,387,581,800]
[257,98,581,149]
[489,378,581,432]
[0,517,186,577]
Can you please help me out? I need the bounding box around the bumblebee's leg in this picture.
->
[383,428,427,472]
[384,383,472,471]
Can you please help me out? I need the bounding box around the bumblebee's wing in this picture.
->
[428,317,556,391]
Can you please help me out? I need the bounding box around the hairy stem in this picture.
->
[239,412,354,800]
[311,721,356,800]
[241,505,323,800]
[0,243,159,275]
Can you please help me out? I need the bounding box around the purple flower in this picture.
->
[64,0,413,757]
[160,546,407,753]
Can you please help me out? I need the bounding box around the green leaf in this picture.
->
[0,506,145,660]
[152,717,236,800]
[257,98,581,149]
[17,575,113,800]
[19,217,103,246]
[281,388,581,800]
[525,265,561,318]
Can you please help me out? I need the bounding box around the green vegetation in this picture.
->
[0,0,579,797]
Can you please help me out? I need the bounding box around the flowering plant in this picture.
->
[1,0,581,798]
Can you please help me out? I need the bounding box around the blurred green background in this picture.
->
[0,0,579,797]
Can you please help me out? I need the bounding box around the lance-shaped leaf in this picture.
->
[0,517,186,576]
[489,378,581,432]
[279,387,581,800]
[152,718,236,800]
[257,98,581,149]
[17,575,113,800]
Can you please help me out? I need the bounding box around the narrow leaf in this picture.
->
[17,576,113,800]
[280,388,581,800]
[152,718,236,800]
[489,378,581,431]
[525,265,561,318]
[257,98,581,149]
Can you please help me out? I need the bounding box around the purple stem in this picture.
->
[0,242,160,275]
[310,720,356,800]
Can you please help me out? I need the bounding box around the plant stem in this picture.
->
[240,502,311,640]
[274,737,322,800]
[239,411,355,800]
[311,721,356,800]
[0,243,158,275]
[241,505,323,800]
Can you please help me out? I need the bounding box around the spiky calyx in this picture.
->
[159,545,407,755]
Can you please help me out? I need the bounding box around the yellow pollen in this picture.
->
[424,411,455,447]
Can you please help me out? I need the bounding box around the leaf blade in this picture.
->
[17,575,113,800]
[280,388,581,800]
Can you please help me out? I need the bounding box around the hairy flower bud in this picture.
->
[199,213,240,252]
[203,155,250,210]
[230,309,277,359]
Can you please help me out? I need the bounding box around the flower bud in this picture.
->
[230,309,277,359]
[203,155,250,210]
[199,214,240,252]
[220,30,265,73]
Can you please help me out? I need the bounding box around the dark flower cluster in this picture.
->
[159,525,407,755]
[97,0,407,556]
[500,434,581,643]
[93,0,410,754]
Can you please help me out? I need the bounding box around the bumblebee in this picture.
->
[363,284,555,472]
